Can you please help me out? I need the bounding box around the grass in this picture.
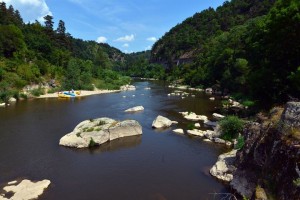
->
[94,127,102,131]
[88,137,96,148]
[290,128,300,140]
[98,120,106,126]
[293,178,300,187]
[187,123,196,130]
[235,136,245,149]
[76,132,81,137]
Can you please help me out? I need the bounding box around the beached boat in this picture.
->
[58,91,81,98]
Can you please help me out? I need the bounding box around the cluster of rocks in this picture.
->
[120,85,136,91]
[152,115,178,129]
[0,179,51,200]
[209,102,300,200]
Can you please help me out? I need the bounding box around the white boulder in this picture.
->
[152,115,177,129]
[0,179,50,200]
[195,123,201,128]
[125,106,144,112]
[187,129,205,137]
[210,150,237,182]
[213,113,225,120]
[173,129,184,134]
[59,117,142,148]
[209,97,215,101]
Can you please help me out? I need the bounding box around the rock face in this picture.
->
[0,179,50,200]
[231,102,300,199]
[59,117,142,148]
[152,115,178,129]
[124,106,144,112]
[278,102,300,134]
[172,129,184,134]
[210,150,237,182]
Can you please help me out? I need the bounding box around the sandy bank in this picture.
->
[37,89,120,99]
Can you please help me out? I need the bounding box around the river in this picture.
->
[0,80,229,200]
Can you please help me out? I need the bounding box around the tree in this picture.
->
[0,25,26,58]
[44,15,54,30]
[56,20,66,35]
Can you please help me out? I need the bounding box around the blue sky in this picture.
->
[1,0,226,53]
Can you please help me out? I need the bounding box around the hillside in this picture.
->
[0,2,130,102]
[151,0,300,107]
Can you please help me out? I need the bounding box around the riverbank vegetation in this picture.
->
[150,0,299,108]
[0,2,130,102]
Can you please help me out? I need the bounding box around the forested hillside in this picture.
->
[151,0,300,107]
[0,2,129,102]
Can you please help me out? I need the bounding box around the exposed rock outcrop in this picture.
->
[152,115,178,129]
[124,106,144,112]
[0,179,50,200]
[210,150,237,182]
[230,102,300,199]
[59,117,142,148]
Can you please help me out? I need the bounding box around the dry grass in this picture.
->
[290,128,300,140]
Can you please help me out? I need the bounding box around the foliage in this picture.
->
[187,123,196,130]
[30,88,45,97]
[293,178,300,187]
[235,136,245,149]
[220,116,244,141]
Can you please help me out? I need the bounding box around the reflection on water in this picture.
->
[0,80,229,200]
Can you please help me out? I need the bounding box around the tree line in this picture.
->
[150,0,300,108]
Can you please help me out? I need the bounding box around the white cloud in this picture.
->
[114,34,135,42]
[147,37,157,42]
[96,36,107,43]
[0,0,52,23]
[122,43,129,48]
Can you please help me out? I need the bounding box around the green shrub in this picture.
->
[242,100,255,108]
[20,93,28,99]
[86,127,94,132]
[187,123,196,130]
[88,137,96,147]
[47,87,61,94]
[30,88,45,97]
[220,116,244,141]
[235,136,245,149]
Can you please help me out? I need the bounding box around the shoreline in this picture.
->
[37,89,120,99]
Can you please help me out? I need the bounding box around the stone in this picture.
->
[203,139,212,142]
[209,97,215,100]
[180,112,208,122]
[213,113,225,120]
[210,150,237,182]
[204,120,218,127]
[152,115,177,129]
[255,185,268,200]
[205,88,213,93]
[125,106,144,112]
[278,102,300,134]
[214,138,226,144]
[187,129,205,137]
[0,179,50,200]
[120,85,136,91]
[144,87,151,90]
[8,97,16,102]
[195,123,201,128]
[0,103,5,107]
[173,129,184,134]
[59,117,142,148]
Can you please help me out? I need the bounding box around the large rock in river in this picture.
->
[59,117,142,148]
[152,115,178,129]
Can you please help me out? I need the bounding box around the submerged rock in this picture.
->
[0,179,50,200]
[152,115,178,129]
[124,106,144,112]
[210,150,237,182]
[59,117,142,148]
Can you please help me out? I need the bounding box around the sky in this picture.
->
[1,0,227,53]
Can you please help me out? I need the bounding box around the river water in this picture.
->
[0,80,229,200]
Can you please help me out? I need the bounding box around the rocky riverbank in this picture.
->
[210,102,300,199]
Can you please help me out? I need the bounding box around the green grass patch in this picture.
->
[187,123,196,130]
[235,136,245,149]
[30,88,45,97]
[88,137,96,148]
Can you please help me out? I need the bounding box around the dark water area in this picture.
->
[0,80,230,200]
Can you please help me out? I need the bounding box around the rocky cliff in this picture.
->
[231,102,300,199]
